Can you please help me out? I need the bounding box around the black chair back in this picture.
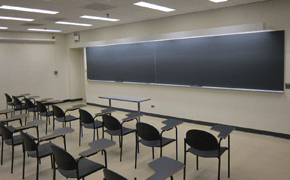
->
[136,122,160,141]
[24,98,35,109]
[13,96,22,106]
[20,132,37,152]
[5,93,12,103]
[0,124,13,140]
[186,129,219,151]
[102,114,121,130]
[36,101,47,113]
[51,145,77,170]
[79,109,94,124]
[52,105,65,118]
[103,168,128,180]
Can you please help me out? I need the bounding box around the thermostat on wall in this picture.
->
[74,33,80,42]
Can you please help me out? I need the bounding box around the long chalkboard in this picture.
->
[86,30,284,92]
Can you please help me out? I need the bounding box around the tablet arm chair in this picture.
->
[13,96,26,114]
[52,105,79,130]
[184,129,229,180]
[21,132,54,180]
[5,93,14,109]
[135,122,176,169]
[0,123,23,174]
[51,144,104,180]
[24,98,38,120]
[36,101,53,134]
[102,114,136,162]
[103,168,137,180]
[79,109,103,146]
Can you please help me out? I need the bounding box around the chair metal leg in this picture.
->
[228,135,230,178]
[22,148,25,179]
[196,156,199,170]
[79,124,82,146]
[11,145,14,173]
[37,158,39,180]
[184,142,187,180]
[46,117,48,134]
[135,133,138,169]
[1,137,3,165]
[120,136,123,162]
[152,147,154,159]
[218,157,221,180]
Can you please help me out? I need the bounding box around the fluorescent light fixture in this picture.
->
[0,16,34,21]
[55,21,92,27]
[0,27,8,29]
[133,1,175,12]
[209,0,228,3]
[27,28,61,33]
[0,5,59,14]
[80,15,120,22]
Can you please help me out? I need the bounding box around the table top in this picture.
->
[95,108,117,116]
[28,96,40,99]
[147,156,184,180]
[0,109,14,114]
[15,120,46,131]
[43,100,63,105]
[123,112,143,122]
[15,93,30,97]
[79,138,116,157]
[161,119,183,131]
[72,104,87,108]
[39,127,74,141]
[40,98,53,102]
[99,95,151,103]
[0,113,29,123]
[211,124,235,139]
[66,104,87,111]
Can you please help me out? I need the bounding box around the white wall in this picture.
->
[0,32,70,110]
[69,0,290,135]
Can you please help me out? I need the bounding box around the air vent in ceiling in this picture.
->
[21,23,44,26]
[43,17,66,21]
[84,2,117,11]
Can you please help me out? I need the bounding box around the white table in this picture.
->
[99,95,150,121]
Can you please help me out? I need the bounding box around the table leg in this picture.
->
[228,135,230,178]
[138,102,140,122]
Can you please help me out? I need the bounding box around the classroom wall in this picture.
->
[66,0,290,135]
[0,32,71,110]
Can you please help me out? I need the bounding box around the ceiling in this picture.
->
[0,0,266,34]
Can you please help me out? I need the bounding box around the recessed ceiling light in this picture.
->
[0,27,8,29]
[27,28,61,33]
[55,21,92,27]
[133,1,175,12]
[80,15,120,22]
[0,5,59,14]
[0,16,34,21]
[209,0,228,3]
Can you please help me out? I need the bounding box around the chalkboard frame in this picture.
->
[86,30,285,93]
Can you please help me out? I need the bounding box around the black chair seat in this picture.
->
[27,107,38,113]
[188,146,228,158]
[27,142,54,158]
[105,126,135,136]
[39,111,53,117]
[58,158,104,178]
[5,135,23,145]
[139,137,175,148]
[55,115,78,123]
[14,104,26,110]
[82,120,102,129]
